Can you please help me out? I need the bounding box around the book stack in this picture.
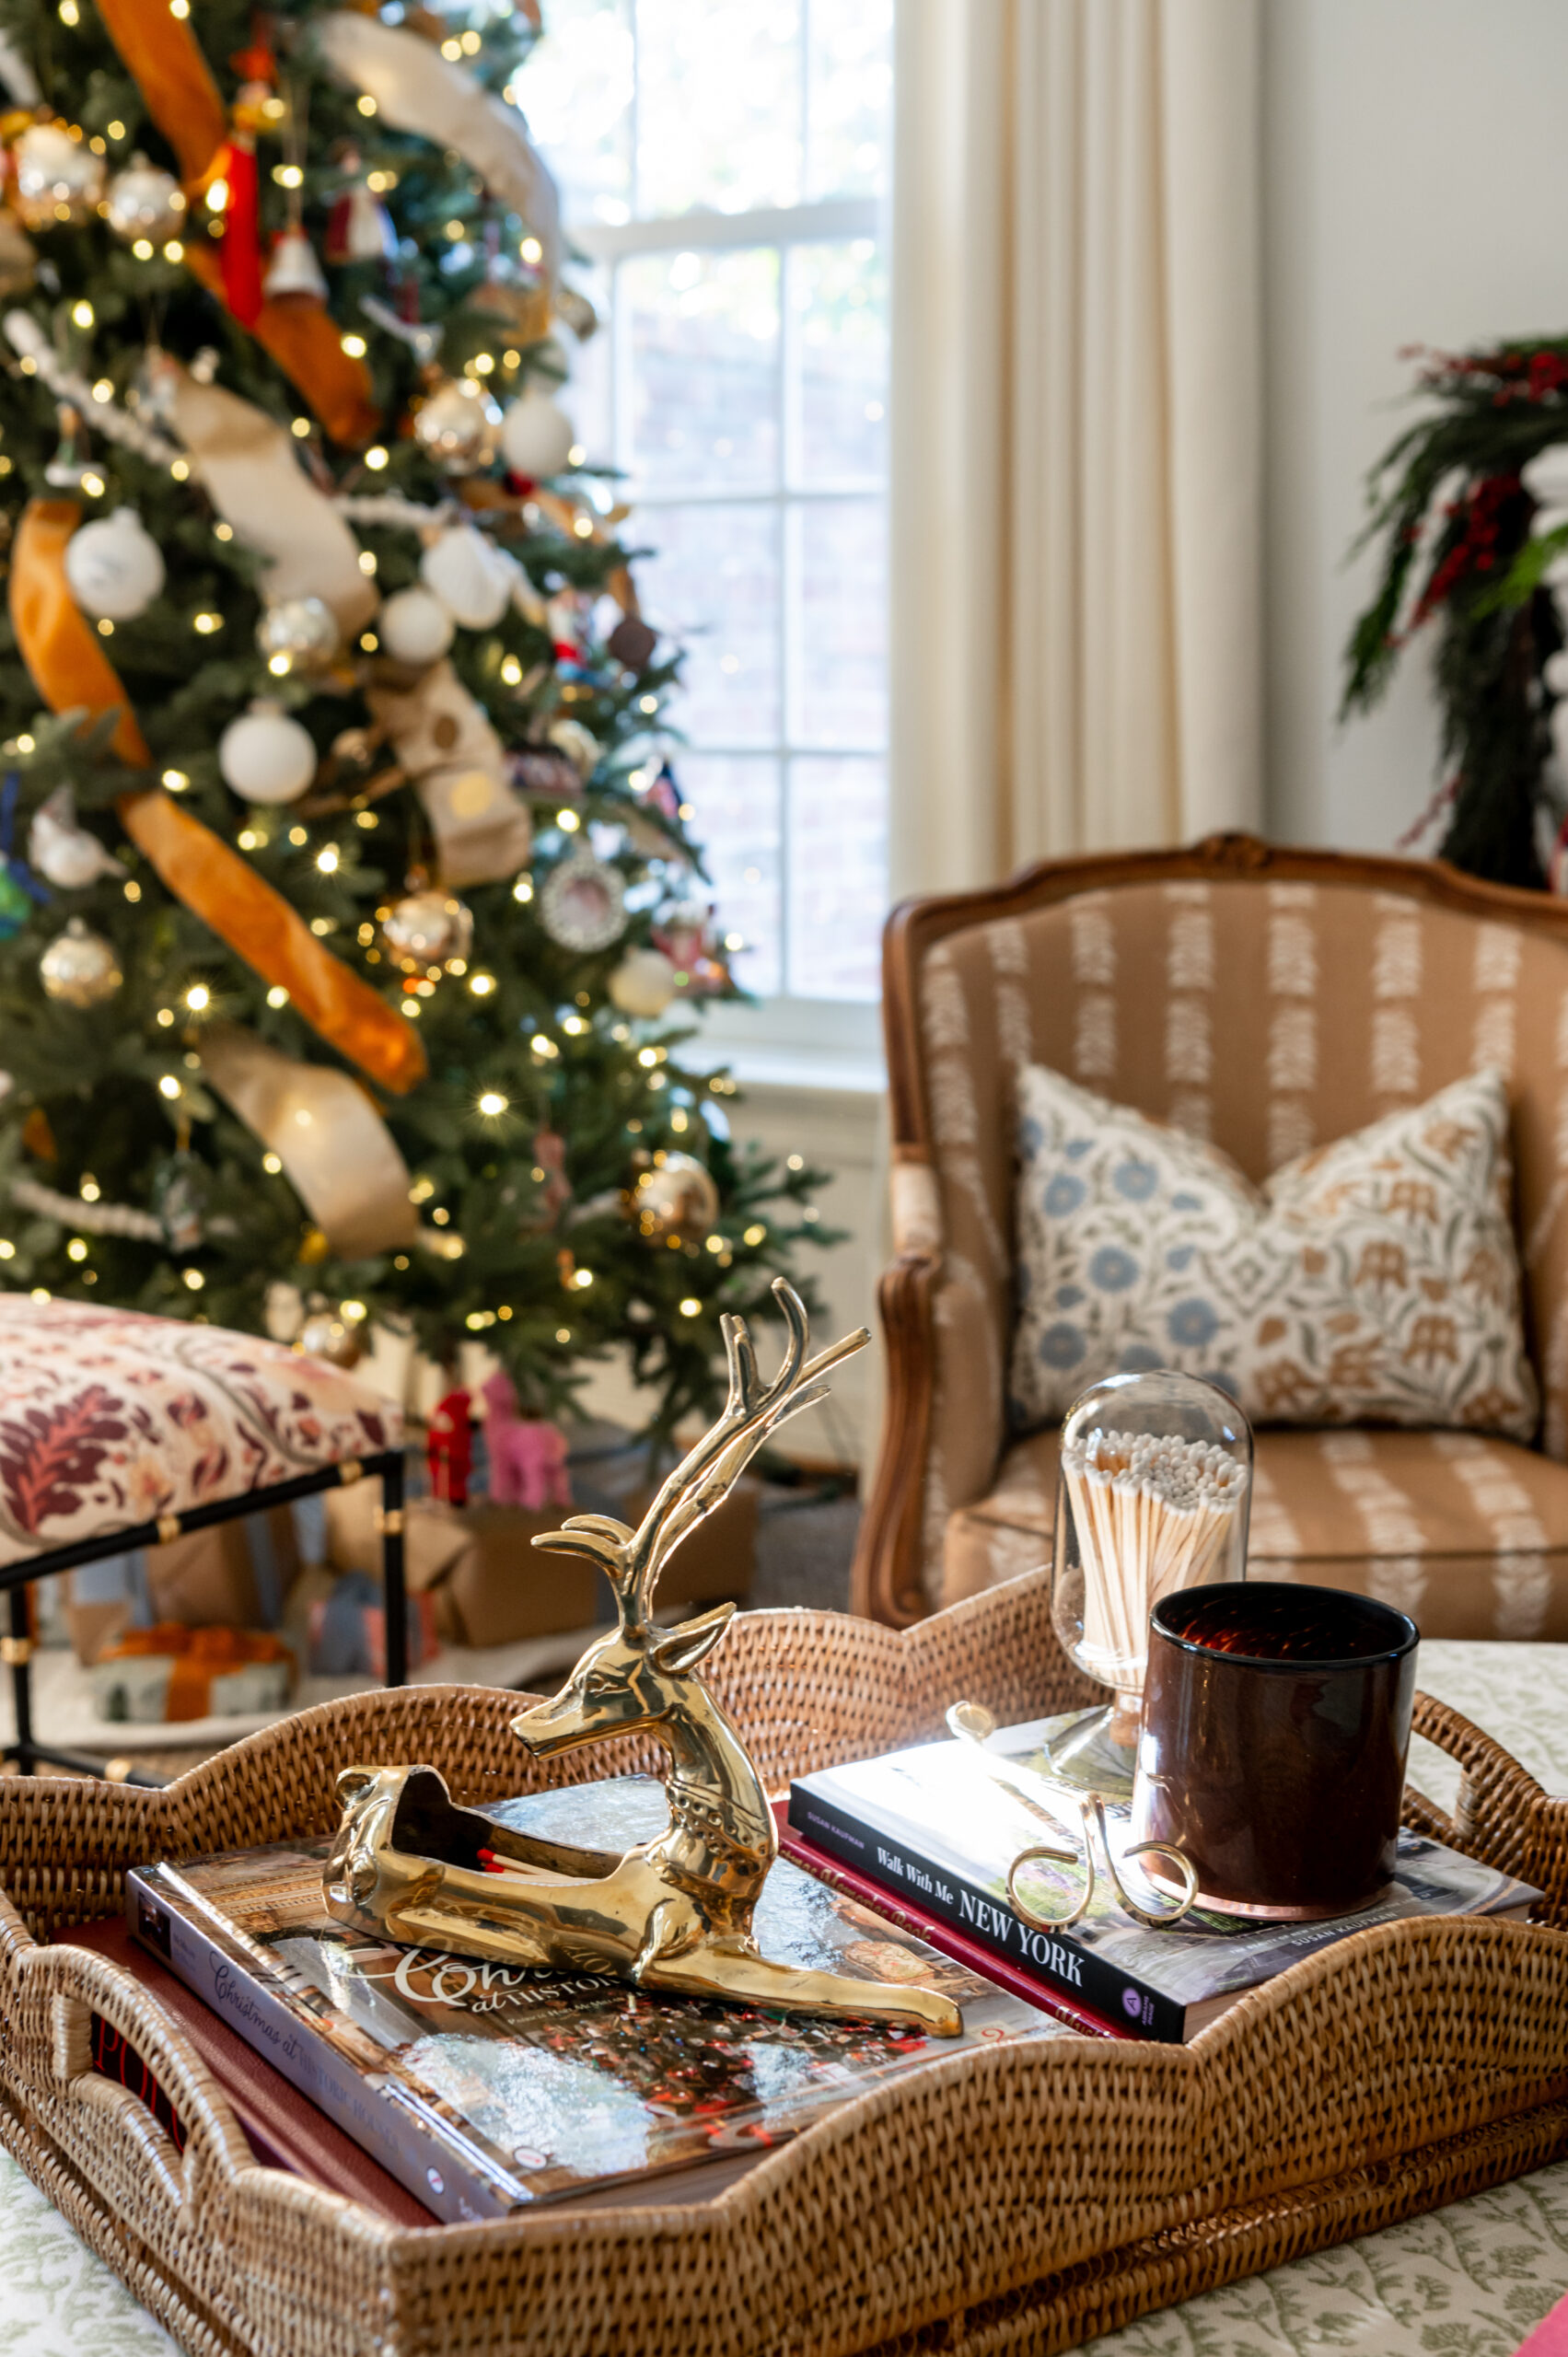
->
[786,1716,1539,2040]
[122,1775,1067,2223]
[107,1731,1538,2221]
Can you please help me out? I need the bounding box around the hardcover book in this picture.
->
[128,1775,1069,2223]
[789,1719,1542,2042]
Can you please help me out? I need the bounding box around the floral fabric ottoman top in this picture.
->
[0,1299,401,1567]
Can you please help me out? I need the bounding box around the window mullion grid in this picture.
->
[777,236,799,1001]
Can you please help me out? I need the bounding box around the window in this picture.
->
[525,1,891,1016]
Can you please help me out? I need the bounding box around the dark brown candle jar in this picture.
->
[1131,1582,1419,1921]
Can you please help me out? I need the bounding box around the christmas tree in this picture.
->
[0,0,826,1452]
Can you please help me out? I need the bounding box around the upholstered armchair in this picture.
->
[851,835,1568,1640]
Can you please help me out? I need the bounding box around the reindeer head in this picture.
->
[510,1280,866,1760]
[510,1602,736,1756]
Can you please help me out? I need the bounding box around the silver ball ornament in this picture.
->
[413,374,501,474]
[40,917,122,1008]
[632,1152,719,1243]
[13,123,104,229]
[218,700,318,806]
[104,154,185,245]
[256,596,340,673]
[379,889,473,972]
[63,507,165,621]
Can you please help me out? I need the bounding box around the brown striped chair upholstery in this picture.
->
[851,836,1568,1638]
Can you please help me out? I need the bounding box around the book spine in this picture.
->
[125,1870,511,2224]
[786,1788,1185,2043]
[775,1826,1122,2041]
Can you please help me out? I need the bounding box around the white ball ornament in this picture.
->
[218,700,317,806]
[608,946,679,1018]
[64,507,165,621]
[377,585,455,667]
[500,389,575,480]
[419,523,514,631]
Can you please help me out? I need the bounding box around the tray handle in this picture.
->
[1407,1689,1568,1925]
[28,1933,269,2232]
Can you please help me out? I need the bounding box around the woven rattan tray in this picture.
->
[2,1567,1567,2357]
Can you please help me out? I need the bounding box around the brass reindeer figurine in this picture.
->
[324,1281,962,2037]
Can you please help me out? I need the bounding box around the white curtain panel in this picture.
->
[889,0,1262,896]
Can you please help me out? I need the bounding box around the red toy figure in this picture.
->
[426,1388,472,1507]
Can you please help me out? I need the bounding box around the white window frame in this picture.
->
[571,195,889,1088]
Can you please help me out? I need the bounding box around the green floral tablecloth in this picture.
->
[1,1642,1564,2357]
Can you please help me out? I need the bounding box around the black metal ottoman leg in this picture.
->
[5,1584,36,1776]
[380,1453,407,1689]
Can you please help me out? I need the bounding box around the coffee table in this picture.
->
[3,1640,1566,2357]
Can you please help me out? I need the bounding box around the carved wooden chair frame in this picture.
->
[849,831,1568,1630]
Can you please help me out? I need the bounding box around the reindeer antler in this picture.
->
[529,1280,867,1631]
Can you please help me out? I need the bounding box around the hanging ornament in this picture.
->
[419,522,514,630]
[324,157,395,265]
[62,506,166,621]
[631,1152,719,1244]
[0,210,35,297]
[0,860,33,940]
[608,612,656,671]
[656,902,725,986]
[218,701,318,806]
[104,154,186,246]
[12,122,104,229]
[29,785,126,890]
[297,1304,366,1369]
[151,1149,207,1254]
[256,596,340,674]
[377,585,456,668]
[608,946,679,1019]
[547,718,600,778]
[539,851,627,954]
[262,225,329,308]
[40,917,122,1008]
[379,888,473,972]
[500,388,575,480]
[413,374,501,474]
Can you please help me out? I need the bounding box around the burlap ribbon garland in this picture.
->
[90,0,378,448]
[9,498,425,1099]
[198,1025,418,1259]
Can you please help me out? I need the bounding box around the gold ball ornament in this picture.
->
[40,917,122,1008]
[13,122,104,228]
[0,209,36,297]
[633,1152,719,1243]
[104,154,185,244]
[296,1306,366,1368]
[380,888,474,972]
[413,374,502,474]
[256,596,339,673]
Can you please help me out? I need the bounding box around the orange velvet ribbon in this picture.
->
[91,0,379,448]
[10,500,426,1097]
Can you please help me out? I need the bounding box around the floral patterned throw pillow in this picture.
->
[1009,1065,1538,1438]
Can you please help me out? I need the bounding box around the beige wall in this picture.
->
[1264,0,1568,853]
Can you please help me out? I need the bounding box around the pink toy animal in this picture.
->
[482,1371,572,1512]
